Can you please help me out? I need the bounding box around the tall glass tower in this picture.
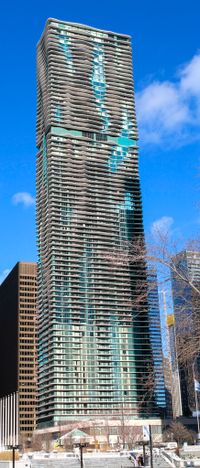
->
[36,19,157,427]
[171,250,200,416]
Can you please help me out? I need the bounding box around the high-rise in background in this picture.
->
[171,250,200,417]
[36,19,165,427]
[0,262,37,439]
[147,268,166,412]
[166,314,182,419]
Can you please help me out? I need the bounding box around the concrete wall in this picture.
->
[0,462,30,468]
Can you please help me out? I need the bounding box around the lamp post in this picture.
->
[12,446,16,468]
[149,425,154,468]
[143,425,153,468]
[138,441,148,467]
[7,445,19,468]
[120,394,128,449]
[192,359,200,444]
[121,399,125,449]
[74,442,88,468]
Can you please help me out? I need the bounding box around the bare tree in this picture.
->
[63,434,74,451]
[43,432,52,452]
[164,421,195,446]
[107,229,200,361]
[31,434,43,451]
[105,228,200,421]
[124,426,142,450]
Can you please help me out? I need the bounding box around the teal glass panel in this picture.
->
[91,42,110,131]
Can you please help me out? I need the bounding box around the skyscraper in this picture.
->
[166,314,182,418]
[171,250,200,416]
[147,269,166,414]
[0,262,37,438]
[36,19,157,427]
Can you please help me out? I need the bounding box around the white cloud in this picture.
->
[180,53,200,97]
[12,192,35,208]
[151,216,174,239]
[0,268,10,284]
[136,52,200,146]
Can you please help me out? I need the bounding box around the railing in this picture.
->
[161,450,185,467]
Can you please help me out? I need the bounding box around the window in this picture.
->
[96,133,107,141]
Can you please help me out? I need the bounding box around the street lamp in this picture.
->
[192,359,200,444]
[121,399,125,449]
[7,445,20,468]
[138,440,149,467]
[74,442,88,468]
[120,393,128,449]
[143,425,153,468]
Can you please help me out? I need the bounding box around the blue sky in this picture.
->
[0,0,200,281]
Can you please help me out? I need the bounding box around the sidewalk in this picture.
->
[153,455,171,467]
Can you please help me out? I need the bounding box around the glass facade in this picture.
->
[171,250,200,416]
[147,269,166,413]
[36,19,159,427]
